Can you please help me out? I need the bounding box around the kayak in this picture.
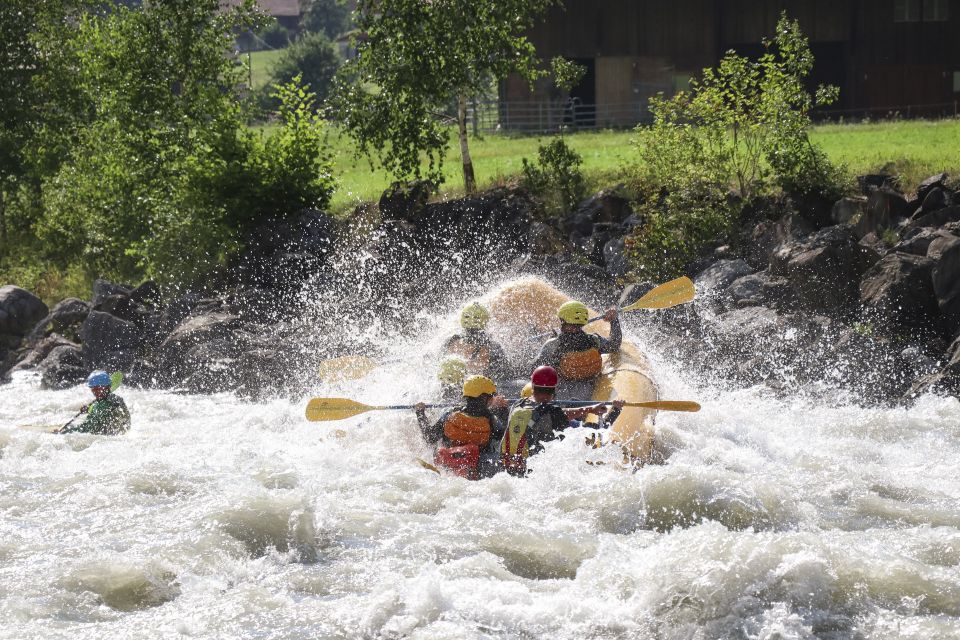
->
[488,277,659,464]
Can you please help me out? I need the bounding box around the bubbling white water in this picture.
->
[1,278,959,639]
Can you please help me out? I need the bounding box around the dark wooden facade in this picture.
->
[501,0,960,127]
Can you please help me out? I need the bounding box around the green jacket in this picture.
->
[64,393,131,435]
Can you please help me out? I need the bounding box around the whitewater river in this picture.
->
[2,282,959,639]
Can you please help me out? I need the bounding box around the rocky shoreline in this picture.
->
[2,173,959,403]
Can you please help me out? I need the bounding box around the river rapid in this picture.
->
[2,277,959,640]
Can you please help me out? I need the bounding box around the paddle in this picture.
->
[317,355,381,382]
[53,371,124,434]
[305,397,700,422]
[529,276,696,341]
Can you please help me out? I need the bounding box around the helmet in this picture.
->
[558,300,589,326]
[87,370,111,388]
[531,365,558,388]
[462,375,496,398]
[520,382,534,398]
[437,357,467,385]
[460,302,490,330]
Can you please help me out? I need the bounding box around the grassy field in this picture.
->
[246,48,285,90]
[324,118,960,211]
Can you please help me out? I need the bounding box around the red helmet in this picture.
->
[531,365,558,388]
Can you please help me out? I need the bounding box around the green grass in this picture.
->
[246,48,285,90]
[325,118,960,211]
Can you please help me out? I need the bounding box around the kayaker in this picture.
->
[500,366,621,477]
[57,370,131,435]
[414,375,508,480]
[443,302,510,380]
[532,300,621,399]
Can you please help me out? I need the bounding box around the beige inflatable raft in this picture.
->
[487,277,659,463]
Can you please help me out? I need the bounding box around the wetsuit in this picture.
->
[418,397,504,479]
[63,393,131,435]
[533,318,622,399]
[499,398,571,477]
[443,330,510,380]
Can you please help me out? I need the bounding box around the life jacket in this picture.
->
[442,410,492,447]
[500,402,565,477]
[446,335,491,375]
[558,348,602,380]
[435,444,481,480]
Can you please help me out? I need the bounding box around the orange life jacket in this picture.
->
[446,337,491,375]
[442,411,492,447]
[558,347,603,381]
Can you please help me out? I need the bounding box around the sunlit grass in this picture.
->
[246,48,285,90]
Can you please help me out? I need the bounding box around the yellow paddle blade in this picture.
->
[305,397,379,421]
[622,276,695,312]
[317,356,380,382]
[627,400,701,412]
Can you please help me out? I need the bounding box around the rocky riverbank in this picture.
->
[2,173,959,403]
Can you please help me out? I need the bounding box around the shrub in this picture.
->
[257,21,291,49]
[521,137,586,215]
[258,32,340,112]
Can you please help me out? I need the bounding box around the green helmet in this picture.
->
[558,300,589,325]
[437,357,468,386]
[460,302,490,330]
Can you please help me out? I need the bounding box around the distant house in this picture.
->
[222,0,301,32]
[500,0,960,130]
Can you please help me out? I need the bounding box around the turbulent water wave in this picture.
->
[1,275,959,639]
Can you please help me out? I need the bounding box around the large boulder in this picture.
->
[91,279,133,308]
[37,344,86,389]
[771,226,881,314]
[79,311,142,370]
[12,334,79,372]
[909,205,960,229]
[0,286,48,336]
[572,188,633,226]
[854,189,911,239]
[859,252,940,334]
[916,172,949,203]
[695,259,753,294]
[831,196,867,225]
[745,213,813,269]
[378,180,433,221]
[26,298,90,344]
[158,313,243,369]
[726,273,793,309]
[928,234,960,334]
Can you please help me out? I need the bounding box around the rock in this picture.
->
[920,187,952,214]
[916,172,948,202]
[562,211,594,237]
[26,298,90,344]
[130,281,161,307]
[906,334,960,398]
[573,187,633,225]
[859,252,940,334]
[892,227,956,256]
[855,189,910,239]
[586,223,617,266]
[91,279,133,308]
[695,259,753,293]
[159,313,243,368]
[928,234,960,333]
[12,335,79,372]
[378,180,433,221]
[857,174,898,195]
[0,286,48,336]
[771,226,881,314]
[745,213,813,269]
[727,273,792,308]
[79,311,142,370]
[37,344,87,389]
[602,238,629,277]
[909,205,960,229]
[831,196,867,225]
[528,222,566,256]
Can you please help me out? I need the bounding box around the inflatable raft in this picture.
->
[487,278,659,463]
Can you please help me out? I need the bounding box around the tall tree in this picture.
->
[331,0,555,193]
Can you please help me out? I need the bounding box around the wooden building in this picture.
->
[500,0,960,129]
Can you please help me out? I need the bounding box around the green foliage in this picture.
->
[259,32,340,111]
[628,13,847,280]
[550,57,586,94]
[300,0,353,39]
[257,20,291,49]
[521,138,586,214]
[329,0,557,187]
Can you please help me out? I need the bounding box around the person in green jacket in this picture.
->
[58,370,130,435]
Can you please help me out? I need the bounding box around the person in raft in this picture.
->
[532,300,621,399]
[414,375,508,480]
[443,302,510,380]
[500,366,622,477]
[57,370,131,435]
[436,356,468,403]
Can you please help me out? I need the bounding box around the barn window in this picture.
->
[894,0,921,21]
[922,0,949,21]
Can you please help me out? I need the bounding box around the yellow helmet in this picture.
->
[558,300,589,325]
[460,302,490,330]
[437,357,467,385]
[520,382,534,398]
[462,375,496,398]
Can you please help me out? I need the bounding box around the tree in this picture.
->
[260,32,340,111]
[330,0,556,193]
[300,0,352,39]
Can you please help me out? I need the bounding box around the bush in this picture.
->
[258,32,340,112]
[257,21,290,49]
[521,137,586,215]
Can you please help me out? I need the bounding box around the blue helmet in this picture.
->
[87,370,111,388]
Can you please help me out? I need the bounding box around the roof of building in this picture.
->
[220,0,300,18]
